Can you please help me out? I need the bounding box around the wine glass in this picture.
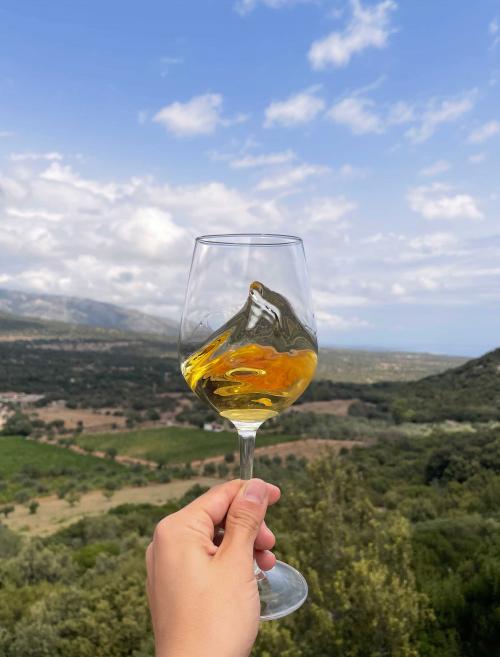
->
[179,233,318,620]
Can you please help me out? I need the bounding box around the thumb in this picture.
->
[219,479,269,562]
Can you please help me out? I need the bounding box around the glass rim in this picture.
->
[195,233,303,247]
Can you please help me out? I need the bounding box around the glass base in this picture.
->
[257,560,308,621]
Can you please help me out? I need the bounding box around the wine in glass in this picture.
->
[179,233,318,620]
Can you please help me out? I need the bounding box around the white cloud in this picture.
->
[408,232,458,255]
[308,0,397,69]
[230,150,296,169]
[391,283,406,296]
[314,309,369,330]
[40,162,128,202]
[153,94,226,137]
[467,120,500,144]
[256,164,329,191]
[116,207,188,259]
[6,207,63,222]
[327,97,383,134]
[325,92,474,141]
[490,17,500,48]
[306,196,357,223]
[0,160,291,312]
[386,101,415,125]
[469,152,486,164]
[362,233,384,244]
[338,163,368,179]
[408,183,483,221]
[405,94,474,143]
[1,155,498,339]
[0,131,14,139]
[10,152,63,162]
[264,88,325,127]
[235,0,315,16]
[159,56,183,77]
[419,160,451,177]
[314,289,369,307]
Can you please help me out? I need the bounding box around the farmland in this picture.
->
[0,436,128,504]
[73,425,303,464]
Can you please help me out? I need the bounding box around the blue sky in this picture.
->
[0,0,499,355]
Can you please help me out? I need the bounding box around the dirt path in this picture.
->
[4,477,221,537]
[288,400,356,416]
[39,436,364,471]
[191,438,363,469]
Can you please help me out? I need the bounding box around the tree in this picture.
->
[28,501,39,515]
[255,454,431,657]
[66,491,81,508]
[217,462,229,478]
[105,447,118,461]
[203,462,216,476]
[145,408,160,421]
[2,412,32,436]
[14,490,29,504]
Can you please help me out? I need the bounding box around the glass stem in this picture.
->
[236,426,266,581]
[238,428,256,480]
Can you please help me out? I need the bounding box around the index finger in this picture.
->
[182,479,280,528]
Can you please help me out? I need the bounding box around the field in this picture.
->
[75,426,303,464]
[3,478,221,536]
[0,436,125,480]
[289,399,355,415]
[35,406,127,430]
[0,436,129,503]
[316,347,467,382]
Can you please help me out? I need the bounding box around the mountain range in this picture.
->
[0,288,178,337]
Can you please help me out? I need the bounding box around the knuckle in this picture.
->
[228,504,260,535]
[153,513,178,544]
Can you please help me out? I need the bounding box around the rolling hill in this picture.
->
[302,347,500,422]
[391,347,500,422]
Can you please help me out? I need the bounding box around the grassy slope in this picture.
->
[0,437,124,477]
[75,426,302,463]
[0,436,126,504]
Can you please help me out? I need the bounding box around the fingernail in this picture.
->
[243,479,266,503]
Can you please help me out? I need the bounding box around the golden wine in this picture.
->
[181,281,318,423]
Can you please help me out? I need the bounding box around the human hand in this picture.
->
[146,478,281,657]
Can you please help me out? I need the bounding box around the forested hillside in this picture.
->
[0,334,498,657]
[1,428,499,657]
[302,347,500,423]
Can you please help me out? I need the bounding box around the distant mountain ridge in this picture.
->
[0,288,178,337]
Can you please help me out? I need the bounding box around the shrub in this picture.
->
[203,462,217,476]
[28,501,40,515]
[2,412,32,436]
